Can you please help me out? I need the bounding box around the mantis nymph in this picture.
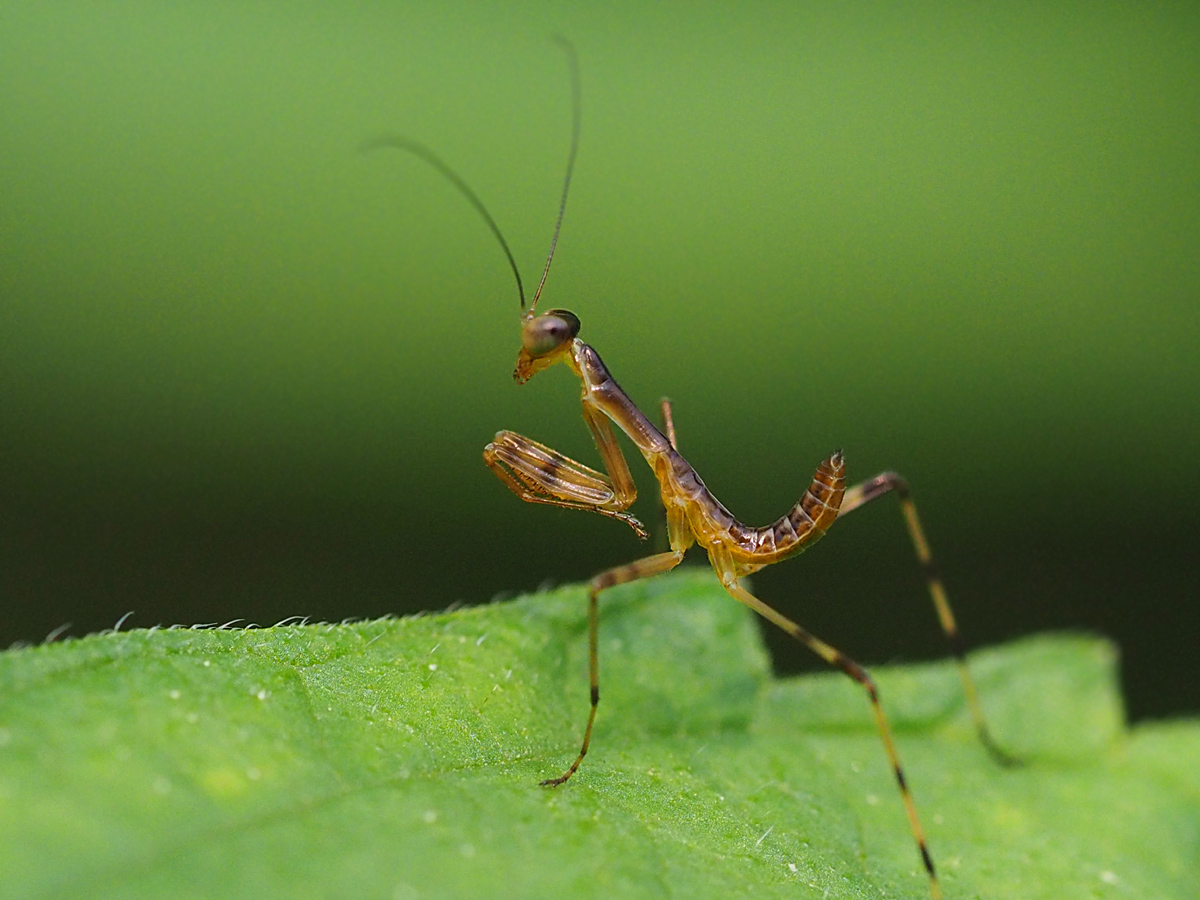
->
[369,39,1013,900]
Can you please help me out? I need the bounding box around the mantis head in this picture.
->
[514,308,580,383]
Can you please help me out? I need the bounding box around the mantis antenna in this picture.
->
[528,35,581,316]
[360,134,528,308]
[360,37,582,318]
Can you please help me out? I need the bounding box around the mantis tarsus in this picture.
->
[368,39,1015,900]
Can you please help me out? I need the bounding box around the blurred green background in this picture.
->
[2,2,1197,719]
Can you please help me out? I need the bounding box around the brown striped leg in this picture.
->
[540,550,686,787]
[659,398,678,450]
[648,400,680,551]
[711,556,942,900]
[484,430,648,539]
[839,471,1018,766]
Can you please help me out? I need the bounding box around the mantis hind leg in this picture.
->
[839,471,1018,766]
[709,550,942,900]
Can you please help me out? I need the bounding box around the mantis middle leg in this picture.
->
[540,497,696,786]
[539,547,686,787]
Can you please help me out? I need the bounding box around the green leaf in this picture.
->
[1,568,1196,899]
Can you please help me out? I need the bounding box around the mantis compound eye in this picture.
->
[521,309,581,358]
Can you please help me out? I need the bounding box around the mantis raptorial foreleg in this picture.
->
[483,431,648,538]
[484,396,648,538]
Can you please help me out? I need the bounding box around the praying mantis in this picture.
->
[368,39,1014,900]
